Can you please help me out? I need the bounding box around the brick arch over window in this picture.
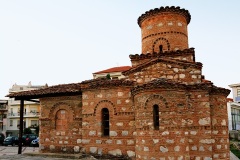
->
[144,94,168,130]
[49,102,74,128]
[144,94,168,110]
[152,37,170,53]
[94,100,116,116]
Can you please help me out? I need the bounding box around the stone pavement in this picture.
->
[0,146,97,160]
[230,151,239,160]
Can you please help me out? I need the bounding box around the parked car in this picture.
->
[3,136,19,146]
[22,134,38,146]
[0,133,5,145]
[30,137,39,147]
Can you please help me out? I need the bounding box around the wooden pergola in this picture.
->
[17,99,39,154]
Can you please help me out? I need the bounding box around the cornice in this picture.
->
[138,6,191,27]
[131,78,186,96]
[210,86,231,96]
[129,48,195,61]
[131,78,226,96]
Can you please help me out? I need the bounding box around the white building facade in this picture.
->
[0,100,8,136]
[228,83,240,131]
[6,82,45,136]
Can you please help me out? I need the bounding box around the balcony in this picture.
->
[8,111,40,118]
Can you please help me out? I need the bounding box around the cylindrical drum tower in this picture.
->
[138,6,191,54]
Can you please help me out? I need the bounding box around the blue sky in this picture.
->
[1,0,240,99]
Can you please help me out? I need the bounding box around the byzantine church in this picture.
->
[8,6,230,160]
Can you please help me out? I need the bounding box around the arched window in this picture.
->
[159,45,163,53]
[153,105,160,130]
[102,108,109,136]
[56,109,68,130]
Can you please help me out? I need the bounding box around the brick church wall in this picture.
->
[132,86,229,160]
[134,89,189,159]
[39,95,82,153]
[80,87,135,157]
[210,94,230,159]
[186,90,213,159]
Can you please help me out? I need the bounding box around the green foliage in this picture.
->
[106,74,111,79]
[23,127,32,134]
[230,143,240,158]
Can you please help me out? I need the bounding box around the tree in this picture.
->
[23,127,32,134]
[106,74,111,79]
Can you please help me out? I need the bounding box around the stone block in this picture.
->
[90,147,97,154]
[127,151,135,157]
[89,130,96,136]
[96,140,102,144]
[108,149,122,156]
[74,146,80,152]
[122,131,128,136]
[50,145,55,151]
[110,131,117,136]
[160,146,168,153]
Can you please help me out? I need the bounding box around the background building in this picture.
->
[93,66,131,79]
[228,83,240,131]
[6,82,45,136]
[0,100,8,136]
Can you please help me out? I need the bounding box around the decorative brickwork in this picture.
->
[138,6,191,53]
[7,6,231,160]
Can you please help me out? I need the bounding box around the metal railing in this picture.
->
[8,112,40,117]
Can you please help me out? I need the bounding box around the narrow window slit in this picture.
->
[102,108,109,136]
[153,105,160,130]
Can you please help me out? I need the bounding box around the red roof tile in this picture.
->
[202,79,212,83]
[6,79,135,99]
[93,66,131,74]
[227,98,233,102]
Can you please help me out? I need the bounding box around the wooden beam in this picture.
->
[25,99,40,103]
[18,99,24,154]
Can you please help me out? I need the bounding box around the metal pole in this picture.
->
[18,99,24,154]
[1,111,3,131]
[2,112,4,131]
